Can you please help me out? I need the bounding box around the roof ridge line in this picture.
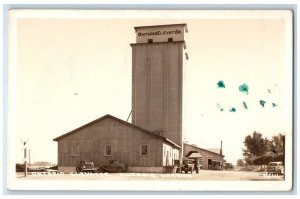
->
[53,114,181,149]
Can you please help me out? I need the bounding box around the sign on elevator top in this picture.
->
[134,24,188,43]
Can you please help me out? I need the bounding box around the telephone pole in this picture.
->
[28,149,31,166]
[23,141,27,177]
[220,140,223,169]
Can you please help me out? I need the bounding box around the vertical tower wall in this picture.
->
[131,41,184,147]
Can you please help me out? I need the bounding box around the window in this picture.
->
[168,38,173,42]
[105,145,112,156]
[148,39,153,43]
[141,144,149,156]
[71,145,79,156]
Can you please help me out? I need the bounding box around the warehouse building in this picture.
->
[53,114,180,173]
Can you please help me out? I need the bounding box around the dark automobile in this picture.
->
[98,160,128,173]
[181,158,194,174]
[267,161,284,175]
[76,160,98,173]
[224,163,234,170]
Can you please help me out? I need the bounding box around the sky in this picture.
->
[11,10,292,165]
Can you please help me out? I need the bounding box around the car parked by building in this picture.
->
[76,160,98,173]
[267,161,284,175]
[98,160,128,173]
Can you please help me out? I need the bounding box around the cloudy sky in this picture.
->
[10,10,292,164]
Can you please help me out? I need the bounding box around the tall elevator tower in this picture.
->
[131,24,188,155]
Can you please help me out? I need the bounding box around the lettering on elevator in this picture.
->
[137,29,182,37]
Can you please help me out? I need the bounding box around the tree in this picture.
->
[243,131,268,157]
[267,133,285,155]
[236,159,244,166]
[242,132,286,166]
[266,133,285,164]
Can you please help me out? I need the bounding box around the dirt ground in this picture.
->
[16,170,284,181]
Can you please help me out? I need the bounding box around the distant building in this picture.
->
[184,143,225,170]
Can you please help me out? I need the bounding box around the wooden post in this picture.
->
[24,147,27,177]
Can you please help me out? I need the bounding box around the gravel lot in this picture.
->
[16,170,284,181]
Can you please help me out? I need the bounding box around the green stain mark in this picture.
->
[259,100,266,108]
[217,103,224,112]
[239,83,249,94]
[229,107,236,112]
[272,103,277,107]
[243,101,248,109]
[217,80,225,88]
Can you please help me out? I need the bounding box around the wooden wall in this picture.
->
[162,143,179,166]
[131,42,184,147]
[57,117,165,167]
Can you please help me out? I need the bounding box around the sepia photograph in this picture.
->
[7,9,293,191]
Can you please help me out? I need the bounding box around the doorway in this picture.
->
[208,158,212,169]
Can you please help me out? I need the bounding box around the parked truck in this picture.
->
[176,158,194,174]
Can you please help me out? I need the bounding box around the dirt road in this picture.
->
[16,170,284,181]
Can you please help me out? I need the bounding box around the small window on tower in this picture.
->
[148,39,153,43]
[141,144,149,156]
[168,38,173,42]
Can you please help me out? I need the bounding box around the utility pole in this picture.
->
[23,141,27,177]
[220,140,223,169]
[28,149,31,166]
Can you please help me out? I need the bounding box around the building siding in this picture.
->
[131,42,184,148]
[57,117,166,168]
[162,143,179,166]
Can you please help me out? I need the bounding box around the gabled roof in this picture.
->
[184,143,224,157]
[53,114,181,149]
